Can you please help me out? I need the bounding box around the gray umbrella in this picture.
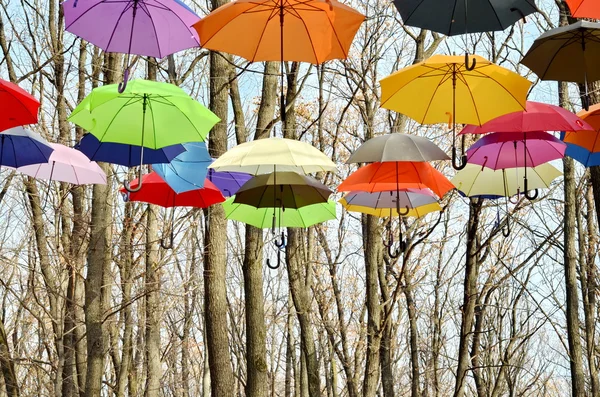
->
[343,189,438,209]
[394,0,538,37]
[520,20,600,110]
[347,133,449,164]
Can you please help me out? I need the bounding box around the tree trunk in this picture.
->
[145,205,161,396]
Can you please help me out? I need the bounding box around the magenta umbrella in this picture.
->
[466,131,565,200]
[17,143,107,185]
[460,101,593,135]
[63,0,201,91]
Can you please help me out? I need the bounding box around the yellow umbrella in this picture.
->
[209,137,336,175]
[380,54,531,169]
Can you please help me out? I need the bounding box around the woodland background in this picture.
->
[0,0,596,396]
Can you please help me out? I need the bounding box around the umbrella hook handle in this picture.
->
[160,228,174,250]
[118,68,130,94]
[465,53,476,71]
[387,227,405,259]
[510,7,527,23]
[398,205,410,216]
[382,223,394,248]
[124,167,144,193]
[523,178,538,201]
[266,249,283,270]
[274,231,286,248]
[452,149,468,170]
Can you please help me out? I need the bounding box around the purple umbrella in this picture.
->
[63,0,200,91]
[467,131,566,169]
[207,168,252,197]
[466,131,566,200]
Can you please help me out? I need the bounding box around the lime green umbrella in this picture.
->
[223,197,337,268]
[68,79,220,191]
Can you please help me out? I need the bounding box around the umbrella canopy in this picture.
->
[153,142,212,193]
[460,101,593,135]
[120,172,225,208]
[521,21,600,85]
[75,133,186,167]
[394,0,537,36]
[209,137,336,175]
[452,163,562,197]
[0,79,40,132]
[340,199,441,218]
[341,189,437,209]
[338,161,455,198]
[380,54,531,126]
[223,197,337,228]
[347,133,449,163]
[466,131,566,169]
[566,0,600,18]
[563,142,600,167]
[18,143,106,184]
[207,168,252,196]
[63,0,200,59]
[192,0,364,64]
[233,172,332,209]
[0,127,54,168]
[68,79,219,149]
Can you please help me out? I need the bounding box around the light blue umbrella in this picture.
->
[153,142,212,193]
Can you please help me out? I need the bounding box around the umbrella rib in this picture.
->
[138,2,163,58]
[105,1,136,52]
[251,6,280,62]
[531,33,587,81]
[1,86,38,122]
[150,0,200,48]
[64,1,127,29]
[293,7,322,63]
[94,96,140,143]
[486,0,504,29]
[148,97,158,149]
[159,96,206,143]
[419,67,452,125]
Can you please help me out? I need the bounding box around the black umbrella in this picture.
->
[395,0,538,69]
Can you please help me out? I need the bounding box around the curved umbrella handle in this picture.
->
[465,53,477,71]
[445,112,453,130]
[160,229,174,250]
[118,68,130,94]
[510,7,526,23]
[452,150,468,170]
[582,94,590,112]
[124,167,144,193]
[382,224,394,248]
[397,205,410,216]
[274,231,286,248]
[523,178,539,201]
[73,0,79,7]
[502,220,511,238]
[266,250,282,270]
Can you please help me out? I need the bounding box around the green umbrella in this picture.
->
[233,172,332,209]
[68,79,220,191]
[223,197,337,268]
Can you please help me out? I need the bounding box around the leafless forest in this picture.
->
[0,0,597,396]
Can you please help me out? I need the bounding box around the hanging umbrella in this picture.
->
[0,127,54,168]
[561,104,600,167]
[459,101,593,135]
[347,133,449,163]
[17,143,106,185]
[338,162,454,198]
[74,133,186,167]
[153,142,212,193]
[466,131,566,199]
[223,197,337,268]
[565,0,600,18]
[394,0,537,37]
[63,0,201,91]
[209,137,336,175]
[380,54,531,169]
[207,168,252,196]
[120,172,225,248]
[0,79,40,132]
[192,0,364,121]
[69,79,219,191]
[234,172,332,209]
[520,21,600,110]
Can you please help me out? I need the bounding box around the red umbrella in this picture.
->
[459,101,593,135]
[0,79,40,132]
[120,172,225,208]
[120,172,225,249]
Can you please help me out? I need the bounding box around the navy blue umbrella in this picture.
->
[74,133,186,167]
[0,127,54,168]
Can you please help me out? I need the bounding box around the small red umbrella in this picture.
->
[0,79,40,132]
[459,101,593,135]
[120,172,225,248]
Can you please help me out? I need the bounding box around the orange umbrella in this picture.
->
[563,104,600,152]
[338,162,455,198]
[565,0,600,18]
[192,0,364,121]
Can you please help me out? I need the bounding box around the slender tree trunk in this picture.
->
[453,199,483,397]
[145,205,161,397]
[204,4,235,392]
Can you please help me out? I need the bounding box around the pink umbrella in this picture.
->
[466,131,566,200]
[467,131,566,169]
[460,101,593,135]
[18,143,106,184]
